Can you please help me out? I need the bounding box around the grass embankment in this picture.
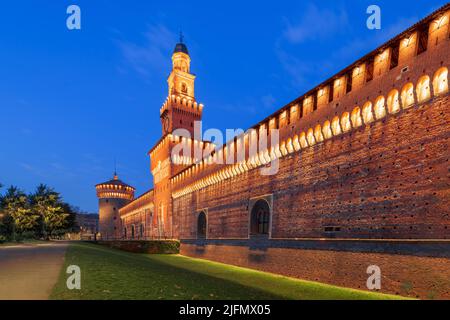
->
[51,242,405,300]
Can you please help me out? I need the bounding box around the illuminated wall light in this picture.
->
[341,112,352,133]
[280,142,288,156]
[293,136,301,151]
[401,83,415,108]
[274,145,282,158]
[416,75,431,103]
[351,107,363,128]
[433,67,449,95]
[270,147,277,161]
[306,128,316,146]
[387,89,400,114]
[314,125,324,142]
[362,102,375,124]
[322,121,333,139]
[353,65,362,77]
[374,97,386,119]
[287,139,294,153]
[402,33,415,49]
[299,132,309,148]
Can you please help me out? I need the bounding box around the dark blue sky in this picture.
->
[0,0,446,212]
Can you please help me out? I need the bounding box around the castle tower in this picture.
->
[160,35,203,137]
[95,173,135,240]
[150,37,205,239]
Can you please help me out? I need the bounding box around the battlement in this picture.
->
[160,94,204,116]
[95,180,135,201]
[119,189,154,218]
[170,5,450,199]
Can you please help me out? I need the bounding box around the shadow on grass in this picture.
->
[51,243,283,300]
[51,243,404,300]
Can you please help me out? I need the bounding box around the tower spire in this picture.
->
[114,158,118,180]
[179,31,184,44]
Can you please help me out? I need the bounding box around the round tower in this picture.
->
[95,173,135,240]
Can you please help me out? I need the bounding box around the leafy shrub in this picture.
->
[98,240,180,254]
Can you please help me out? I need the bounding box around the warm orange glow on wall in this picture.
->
[416,75,431,103]
[374,96,386,119]
[322,121,333,139]
[387,90,400,114]
[340,112,351,133]
[331,116,342,136]
[362,102,374,124]
[351,107,363,128]
[314,125,324,143]
[433,67,448,96]
[401,83,415,108]
[306,128,316,146]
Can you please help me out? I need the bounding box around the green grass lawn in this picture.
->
[51,242,405,300]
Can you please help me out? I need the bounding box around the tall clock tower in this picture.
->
[160,36,202,137]
[149,36,204,239]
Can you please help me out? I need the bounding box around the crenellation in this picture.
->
[102,6,450,297]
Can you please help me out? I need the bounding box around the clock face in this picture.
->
[163,117,170,134]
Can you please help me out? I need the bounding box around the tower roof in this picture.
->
[95,174,135,190]
[173,32,189,55]
[173,42,189,55]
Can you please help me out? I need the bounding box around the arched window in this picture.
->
[250,199,271,236]
[181,82,188,94]
[387,90,400,114]
[351,107,363,128]
[416,75,431,103]
[341,112,351,133]
[197,211,207,239]
[433,67,448,96]
[322,120,333,139]
[131,225,135,240]
[307,128,316,146]
[331,116,342,136]
[374,96,386,119]
[362,102,374,124]
[401,83,415,108]
[314,125,324,142]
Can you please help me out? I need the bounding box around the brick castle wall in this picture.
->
[174,94,449,240]
[181,241,450,299]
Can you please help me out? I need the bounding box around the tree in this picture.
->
[30,184,64,238]
[1,186,39,239]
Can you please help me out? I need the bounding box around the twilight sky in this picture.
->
[0,0,446,212]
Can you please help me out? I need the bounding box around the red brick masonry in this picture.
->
[181,240,450,299]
